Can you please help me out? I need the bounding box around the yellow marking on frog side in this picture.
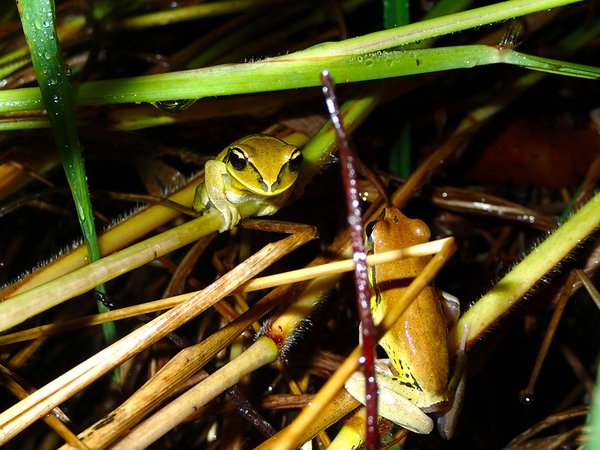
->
[345,207,459,436]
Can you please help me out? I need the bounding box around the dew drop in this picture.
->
[519,390,535,405]
[152,98,196,112]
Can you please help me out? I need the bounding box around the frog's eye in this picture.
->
[365,219,377,237]
[288,150,303,172]
[228,148,247,171]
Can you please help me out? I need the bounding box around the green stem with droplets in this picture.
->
[17,0,116,345]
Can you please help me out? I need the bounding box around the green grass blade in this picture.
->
[383,0,411,179]
[383,0,410,29]
[502,50,600,79]
[0,44,596,118]
[423,0,473,19]
[0,0,593,119]
[588,368,600,449]
[18,0,117,345]
[291,0,584,57]
[389,123,411,179]
[106,0,281,31]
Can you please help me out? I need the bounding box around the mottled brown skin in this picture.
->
[367,207,449,411]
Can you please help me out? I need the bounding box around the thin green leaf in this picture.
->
[0,44,596,119]
[383,0,409,29]
[17,0,117,345]
[588,368,600,449]
[292,0,585,57]
[389,123,411,179]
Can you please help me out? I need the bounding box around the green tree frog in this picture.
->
[345,207,463,437]
[193,134,303,231]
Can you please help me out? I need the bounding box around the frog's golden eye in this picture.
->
[228,148,247,171]
[289,150,303,172]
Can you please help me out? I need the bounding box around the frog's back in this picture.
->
[368,208,449,410]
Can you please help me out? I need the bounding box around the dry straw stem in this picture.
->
[0,210,221,333]
[0,227,315,445]
[58,213,458,448]
[0,365,88,450]
[577,269,600,311]
[0,240,449,346]
[0,179,201,300]
[506,405,589,448]
[59,283,305,449]
[53,238,446,448]
[264,389,362,448]
[78,234,452,449]
[522,270,577,399]
[260,237,457,449]
[111,336,279,449]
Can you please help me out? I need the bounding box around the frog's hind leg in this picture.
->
[345,367,434,434]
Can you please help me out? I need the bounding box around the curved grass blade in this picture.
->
[17,0,117,345]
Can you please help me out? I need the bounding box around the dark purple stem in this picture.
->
[321,70,379,449]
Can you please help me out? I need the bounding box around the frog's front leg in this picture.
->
[193,159,240,232]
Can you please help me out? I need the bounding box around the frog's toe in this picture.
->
[218,210,233,232]
[218,217,231,233]
[215,202,240,232]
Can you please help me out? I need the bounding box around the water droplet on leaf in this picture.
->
[152,99,196,112]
